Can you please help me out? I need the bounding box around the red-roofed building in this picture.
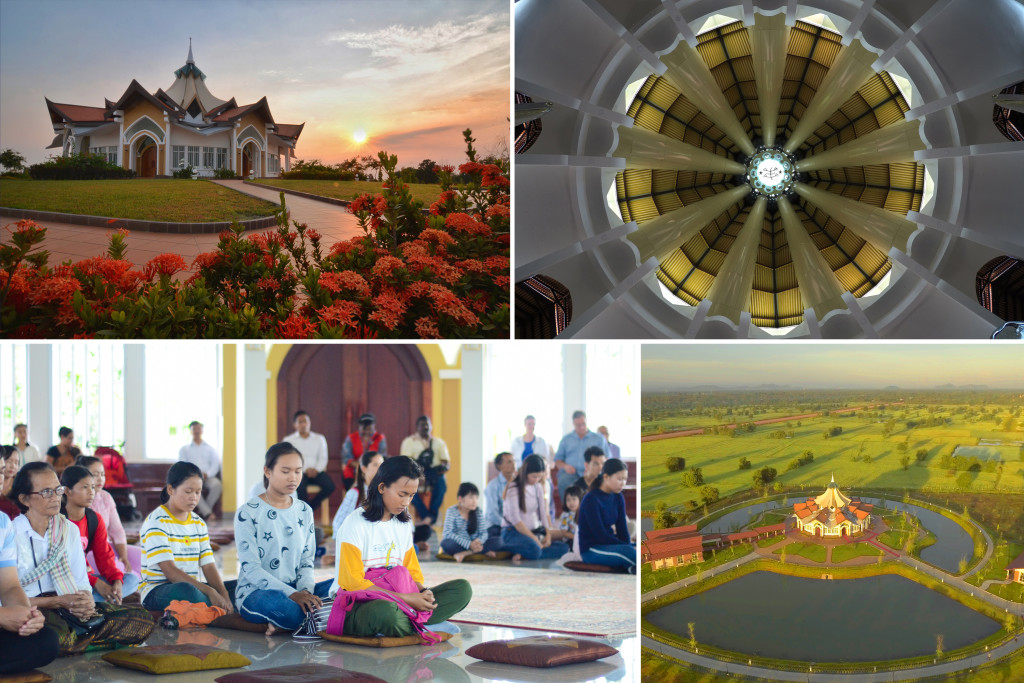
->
[1007,550,1024,583]
[642,526,704,570]
[792,475,872,538]
[44,43,303,178]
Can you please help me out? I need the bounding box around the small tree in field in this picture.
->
[0,148,26,173]
[688,622,696,650]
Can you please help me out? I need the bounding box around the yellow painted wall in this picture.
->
[122,100,166,130]
[222,345,238,511]
[237,111,268,142]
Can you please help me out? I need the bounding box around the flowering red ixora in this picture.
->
[0,129,508,339]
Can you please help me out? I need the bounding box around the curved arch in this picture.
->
[993,82,1024,142]
[131,134,160,176]
[123,115,165,144]
[514,92,543,154]
[515,275,572,338]
[976,255,1024,322]
[236,124,265,148]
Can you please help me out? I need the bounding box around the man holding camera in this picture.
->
[399,416,449,532]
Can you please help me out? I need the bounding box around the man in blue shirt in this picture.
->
[483,451,516,552]
[554,410,608,504]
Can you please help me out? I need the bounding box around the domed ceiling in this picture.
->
[615,18,924,328]
[514,0,1024,339]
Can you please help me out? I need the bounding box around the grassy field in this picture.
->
[641,544,750,594]
[642,404,1024,510]
[831,542,883,563]
[773,541,825,562]
[251,178,443,204]
[756,535,783,548]
[0,178,278,221]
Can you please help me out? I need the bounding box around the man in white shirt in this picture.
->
[400,416,450,528]
[11,425,39,464]
[284,410,334,511]
[178,421,222,520]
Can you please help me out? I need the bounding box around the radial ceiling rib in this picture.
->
[661,41,756,156]
[796,118,924,172]
[793,182,917,254]
[706,196,767,323]
[628,184,750,263]
[778,196,848,320]
[749,13,789,147]
[613,125,746,174]
[783,40,877,153]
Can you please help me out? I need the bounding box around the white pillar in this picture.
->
[613,125,745,174]
[123,345,145,461]
[236,345,268,506]
[706,197,767,323]
[561,345,586,435]
[284,150,290,172]
[796,119,925,172]
[230,124,238,173]
[163,114,172,176]
[750,13,788,148]
[26,346,52,455]
[115,110,124,167]
[461,346,486,489]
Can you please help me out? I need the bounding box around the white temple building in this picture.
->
[44,43,303,178]
[793,475,873,537]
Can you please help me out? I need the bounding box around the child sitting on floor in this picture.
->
[234,442,333,635]
[553,484,583,544]
[139,462,233,612]
[440,483,494,562]
[577,459,635,574]
[330,456,471,638]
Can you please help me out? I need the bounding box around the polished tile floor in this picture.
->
[34,524,637,682]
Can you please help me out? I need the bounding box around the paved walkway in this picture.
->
[4,180,362,269]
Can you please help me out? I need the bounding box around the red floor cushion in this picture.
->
[102,644,251,674]
[318,630,455,648]
[466,635,618,667]
[215,664,387,682]
[563,561,629,574]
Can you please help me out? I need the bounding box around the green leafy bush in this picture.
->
[28,154,134,180]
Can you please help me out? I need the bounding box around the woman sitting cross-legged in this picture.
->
[235,443,334,635]
[60,466,140,604]
[440,483,494,562]
[10,462,152,655]
[0,459,60,674]
[500,454,569,562]
[331,450,384,537]
[578,459,636,574]
[139,462,233,612]
[330,456,471,638]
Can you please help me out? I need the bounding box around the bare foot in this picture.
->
[454,551,469,563]
[207,513,218,522]
[512,554,522,563]
[266,624,278,636]
[486,551,497,558]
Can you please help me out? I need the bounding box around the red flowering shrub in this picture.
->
[0,130,509,338]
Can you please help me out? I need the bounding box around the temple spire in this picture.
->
[187,38,194,64]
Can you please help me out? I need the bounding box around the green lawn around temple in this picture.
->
[772,541,826,562]
[641,402,1024,510]
[830,542,883,563]
[0,179,278,222]
[250,178,444,204]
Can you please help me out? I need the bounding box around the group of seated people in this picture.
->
[0,428,634,676]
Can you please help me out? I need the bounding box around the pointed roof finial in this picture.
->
[831,472,835,483]
[187,38,194,64]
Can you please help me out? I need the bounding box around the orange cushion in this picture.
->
[318,630,454,648]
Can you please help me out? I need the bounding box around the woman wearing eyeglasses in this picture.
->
[8,462,152,655]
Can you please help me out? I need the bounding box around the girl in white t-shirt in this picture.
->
[330,456,471,637]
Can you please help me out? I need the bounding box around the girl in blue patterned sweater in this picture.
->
[439,483,494,562]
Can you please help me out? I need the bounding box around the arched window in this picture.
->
[993,82,1024,142]
[514,92,543,154]
[977,256,1024,321]
[515,275,572,338]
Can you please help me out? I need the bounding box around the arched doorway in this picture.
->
[816,527,822,537]
[276,345,432,514]
[135,137,157,178]
[241,141,260,178]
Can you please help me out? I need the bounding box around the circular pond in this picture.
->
[861,498,975,573]
[647,571,1000,662]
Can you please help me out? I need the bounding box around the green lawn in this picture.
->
[251,178,443,204]
[756,535,784,548]
[641,544,750,594]
[773,541,826,562]
[0,178,278,222]
[641,404,1024,510]
[831,542,883,563]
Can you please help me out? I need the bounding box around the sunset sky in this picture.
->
[643,344,1024,391]
[0,0,510,168]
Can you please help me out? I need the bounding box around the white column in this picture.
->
[163,114,172,176]
[778,196,848,321]
[230,125,237,173]
[561,345,586,435]
[115,110,124,167]
[460,347,486,489]
[26,346,52,454]
[793,182,918,254]
[796,119,925,172]
[706,197,767,324]
[750,13,788,148]
[237,345,268,506]
[123,345,145,461]
[613,125,745,174]
[284,150,290,172]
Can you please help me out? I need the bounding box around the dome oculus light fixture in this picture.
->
[747,148,795,199]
